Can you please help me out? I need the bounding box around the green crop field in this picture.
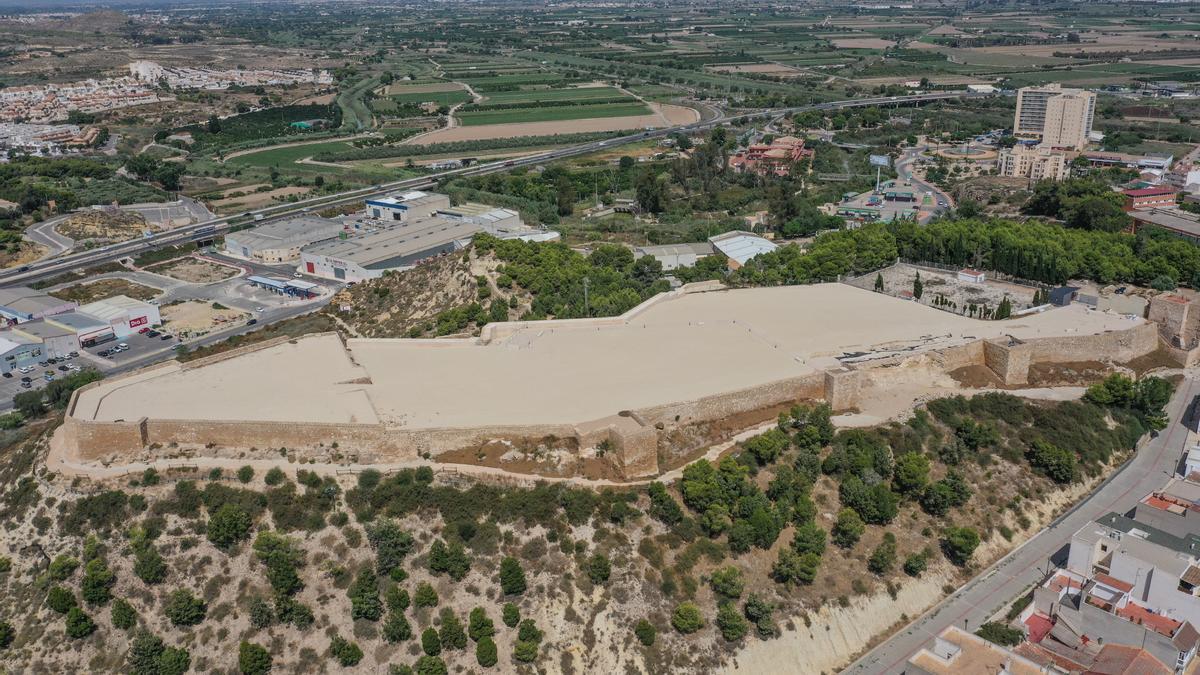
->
[480,86,628,104]
[228,141,357,171]
[460,72,570,90]
[389,90,473,106]
[456,101,652,126]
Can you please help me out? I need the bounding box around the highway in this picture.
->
[842,373,1198,674]
[0,91,979,288]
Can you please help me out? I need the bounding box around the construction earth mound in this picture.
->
[60,282,1158,480]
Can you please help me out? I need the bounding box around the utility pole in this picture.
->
[583,276,590,317]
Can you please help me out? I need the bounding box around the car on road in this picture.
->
[1,372,9,379]
[254,307,264,312]
[247,318,258,326]
[293,272,303,278]
[160,334,173,341]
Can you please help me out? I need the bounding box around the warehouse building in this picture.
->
[224,216,344,263]
[78,296,162,338]
[365,191,450,222]
[708,231,777,269]
[0,286,77,325]
[9,320,78,358]
[0,333,44,374]
[300,218,482,282]
[437,202,524,231]
[633,242,715,271]
[46,312,115,348]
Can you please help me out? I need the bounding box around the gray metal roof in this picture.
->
[303,218,482,267]
[226,216,343,252]
[635,242,715,257]
[0,286,73,315]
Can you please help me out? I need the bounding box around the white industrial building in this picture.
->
[366,191,450,222]
[224,216,345,263]
[300,218,482,283]
[708,231,777,269]
[78,296,162,338]
[633,242,715,271]
[0,286,77,325]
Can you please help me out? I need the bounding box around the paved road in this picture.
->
[0,91,982,288]
[843,373,1198,674]
[896,145,955,218]
[23,214,73,260]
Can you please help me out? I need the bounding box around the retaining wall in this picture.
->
[61,303,1162,480]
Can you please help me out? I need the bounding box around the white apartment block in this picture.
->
[997,144,1071,182]
[1014,84,1097,151]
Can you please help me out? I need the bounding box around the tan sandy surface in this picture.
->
[832,37,898,49]
[211,185,310,210]
[710,63,806,75]
[74,333,379,424]
[77,284,1142,428]
[161,300,249,336]
[403,102,700,144]
[147,257,239,283]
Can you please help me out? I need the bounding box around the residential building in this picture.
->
[997,144,1071,182]
[0,286,77,325]
[365,191,451,223]
[957,269,986,284]
[1124,186,1180,212]
[708,231,777,269]
[728,135,814,177]
[1014,84,1097,150]
[224,216,344,263]
[904,625,1054,675]
[77,296,162,339]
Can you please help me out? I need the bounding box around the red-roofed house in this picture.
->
[1124,186,1179,212]
[728,136,814,177]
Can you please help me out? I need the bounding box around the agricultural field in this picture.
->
[456,102,652,127]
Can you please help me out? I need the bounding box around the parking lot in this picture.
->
[0,351,93,403]
[84,328,180,366]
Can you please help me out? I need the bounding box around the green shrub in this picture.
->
[238,641,272,675]
[263,467,286,486]
[439,609,468,650]
[942,526,981,566]
[237,466,254,484]
[64,607,95,639]
[348,568,383,621]
[248,597,274,629]
[383,611,412,643]
[502,602,520,628]
[206,503,252,550]
[976,621,1023,646]
[635,619,656,646]
[513,640,539,663]
[414,655,448,675]
[671,603,704,634]
[133,544,167,585]
[717,602,749,641]
[80,558,116,605]
[414,581,438,608]
[330,635,363,666]
[47,554,79,581]
[0,622,13,650]
[587,553,612,585]
[111,598,137,630]
[366,519,415,576]
[163,589,206,626]
[469,607,495,642]
[831,508,865,549]
[476,636,498,667]
[868,533,897,576]
[499,556,526,595]
[710,566,744,599]
[421,627,441,656]
[47,586,77,614]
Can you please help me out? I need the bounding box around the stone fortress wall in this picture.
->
[61,283,1164,481]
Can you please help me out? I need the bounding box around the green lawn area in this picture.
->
[456,101,652,126]
[228,141,357,170]
[480,86,627,104]
[389,89,473,106]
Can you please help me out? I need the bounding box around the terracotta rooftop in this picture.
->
[1094,572,1134,593]
[1116,601,1182,638]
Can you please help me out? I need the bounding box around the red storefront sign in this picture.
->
[129,316,148,328]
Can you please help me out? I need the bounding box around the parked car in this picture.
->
[1,372,10,379]
[68,351,78,358]
[160,334,173,341]
[20,381,30,389]
[138,327,150,334]
[58,365,69,372]
[20,376,31,383]
[37,361,48,367]
[43,373,53,382]
[146,330,160,338]
[117,343,129,349]
[18,366,33,374]
[97,350,111,357]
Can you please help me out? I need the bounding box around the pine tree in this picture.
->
[874,273,884,292]
[913,271,923,300]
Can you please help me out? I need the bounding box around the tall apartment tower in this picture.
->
[1013,84,1096,150]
